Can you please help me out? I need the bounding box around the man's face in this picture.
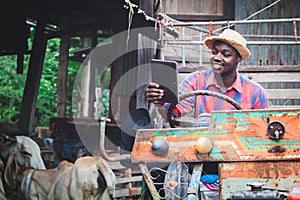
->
[210,40,241,77]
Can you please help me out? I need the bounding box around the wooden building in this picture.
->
[0,0,299,151]
[0,1,299,198]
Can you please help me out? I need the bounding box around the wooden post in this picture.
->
[82,57,92,118]
[81,30,97,118]
[88,30,97,118]
[19,18,47,135]
[57,34,70,118]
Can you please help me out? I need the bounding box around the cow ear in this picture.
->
[4,152,19,189]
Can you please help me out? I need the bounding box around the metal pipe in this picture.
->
[170,18,300,27]
[182,27,186,67]
[166,16,211,34]
[199,31,203,66]
[164,40,299,45]
[294,21,298,43]
[99,117,131,162]
[243,35,300,39]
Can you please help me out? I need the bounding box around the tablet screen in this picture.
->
[151,59,179,105]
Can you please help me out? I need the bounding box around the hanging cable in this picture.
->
[215,0,283,32]
[124,0,137,51]
[245,0,282,21]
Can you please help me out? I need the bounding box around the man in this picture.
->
[144,28,270,199]
[146,29,269,118]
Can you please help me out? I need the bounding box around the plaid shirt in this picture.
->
[165,70,269,117]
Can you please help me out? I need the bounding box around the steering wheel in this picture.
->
[167,90,243,128]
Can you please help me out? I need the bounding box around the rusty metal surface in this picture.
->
[139,164,161,200]
[235,0,300,65]
[131,108,300,163]
[219,162,300,200]
[220,161,300,179]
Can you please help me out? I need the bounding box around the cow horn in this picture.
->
[0,132,17,143]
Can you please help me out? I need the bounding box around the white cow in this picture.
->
[0,134,46,171]
[0,134,46,199]
[6,156,115,200]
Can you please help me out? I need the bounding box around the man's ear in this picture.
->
[237,56,242,64]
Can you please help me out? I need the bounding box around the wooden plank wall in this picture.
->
[242,72,300,107]
[164,0,223,16]
[178,65,300,108]
[161,0,299,68]
[163,0,234,21]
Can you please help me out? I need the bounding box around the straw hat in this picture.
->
[203,29,251,60]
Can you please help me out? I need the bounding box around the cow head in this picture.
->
[0,133,46,189]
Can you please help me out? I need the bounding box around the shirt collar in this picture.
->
[206,70,243,93]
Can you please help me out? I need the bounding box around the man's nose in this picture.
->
[213,53,222,61]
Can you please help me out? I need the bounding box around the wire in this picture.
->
[245,0,282,21]
[215,0,283,32]
[125,0,136,51]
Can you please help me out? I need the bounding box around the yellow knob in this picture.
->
[194,136,213,154]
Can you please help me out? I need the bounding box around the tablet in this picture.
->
[151,59,179,104]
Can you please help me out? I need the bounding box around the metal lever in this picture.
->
[99,117,131,162]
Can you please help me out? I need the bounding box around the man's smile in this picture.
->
[212,62,224,70]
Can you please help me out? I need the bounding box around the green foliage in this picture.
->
[36,38,81,126]
[0,37,80,127]
[95,68,111,118]
[99,88,110,117]
[0,31,109,127]
[36,38,59,126]
[0,55,27,122]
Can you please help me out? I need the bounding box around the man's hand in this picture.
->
[145,82,164,105]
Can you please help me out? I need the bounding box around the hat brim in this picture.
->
[204,36,251,60]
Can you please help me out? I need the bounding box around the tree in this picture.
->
[0,33,80,127]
